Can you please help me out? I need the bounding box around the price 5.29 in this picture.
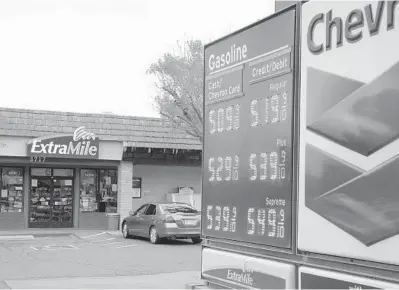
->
[209,155,239,182]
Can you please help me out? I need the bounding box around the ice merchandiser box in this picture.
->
[299,266,399,289]
[202,248,295,289]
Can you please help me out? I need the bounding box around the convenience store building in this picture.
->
[0,107,202,230]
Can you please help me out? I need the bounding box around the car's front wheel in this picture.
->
[122,222,130,239]
[191,237,202,244]
[149,226,160,244]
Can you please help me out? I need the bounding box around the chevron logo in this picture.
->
[303,61,399,246]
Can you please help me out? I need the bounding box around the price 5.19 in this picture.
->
[250,92,288,127]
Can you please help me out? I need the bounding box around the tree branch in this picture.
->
[147,39,204,143]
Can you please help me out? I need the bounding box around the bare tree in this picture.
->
[147,39,204,143]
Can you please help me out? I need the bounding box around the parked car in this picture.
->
[121,202,202,244]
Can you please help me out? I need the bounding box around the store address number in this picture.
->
[30,156,46,163]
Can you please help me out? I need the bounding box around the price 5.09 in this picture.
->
[209,104,240,134]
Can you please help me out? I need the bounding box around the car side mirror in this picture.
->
[129,210,135,216]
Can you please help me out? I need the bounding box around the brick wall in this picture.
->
[118,161,134,228]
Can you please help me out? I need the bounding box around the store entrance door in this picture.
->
[29,170,74,228]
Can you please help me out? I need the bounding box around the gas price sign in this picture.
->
[201,8,296,249]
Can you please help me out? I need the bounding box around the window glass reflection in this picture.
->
[0,167,24,213]
[80,169,118,213]
[80,169,98,212]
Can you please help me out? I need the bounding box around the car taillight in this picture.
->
[163,216,175,223]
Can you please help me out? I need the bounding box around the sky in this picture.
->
[0,0,275,118]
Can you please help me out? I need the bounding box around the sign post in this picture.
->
[202,3,296,253]
[201,5,298,289]
[199,1,399,289]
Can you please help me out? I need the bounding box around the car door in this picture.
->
[127,204,148,236]
[141,204,157,237]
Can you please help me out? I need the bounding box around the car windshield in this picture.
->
[161,203,198,214]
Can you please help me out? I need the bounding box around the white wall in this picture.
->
[0,136,31,157]
[118,161,134,228]
[131,164,202,210]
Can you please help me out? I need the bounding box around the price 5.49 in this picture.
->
[247,207,285,238]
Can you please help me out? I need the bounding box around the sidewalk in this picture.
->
[0,229,121,240]
[3,271,204,289]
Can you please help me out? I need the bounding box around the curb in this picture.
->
[4,272,203,289]
[106,231,122,237]
[32,232,73,238]
[0,280,10,289]
[186,283,209,289]
[0,235,34,241]
[0,231,120,240]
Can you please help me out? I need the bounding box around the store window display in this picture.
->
[29,168,74,228]
[80,169,98,212]
[0,167,24,213]
[80,169,118,213]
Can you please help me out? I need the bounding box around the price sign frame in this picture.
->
[200,5,300,253]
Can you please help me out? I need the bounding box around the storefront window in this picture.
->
[80,169,98,212]
[0,167,24,213]
[29,168,74,228]
[99,169,118,213]
[53,168,74,177]
[80,169,117,213]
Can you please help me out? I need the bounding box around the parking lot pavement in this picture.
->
[0,231,201,286]
[73,230,199,249]
[74,231,141,249]
[4,271,202,289]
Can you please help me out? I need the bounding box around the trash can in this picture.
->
[106,213,120,231]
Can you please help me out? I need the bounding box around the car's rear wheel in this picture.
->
[191,237,202,244]
[122,222,130,238]
[149,226,160,244]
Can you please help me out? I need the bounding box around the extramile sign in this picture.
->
[27,126,99,159]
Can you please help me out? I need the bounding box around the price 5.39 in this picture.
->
[206,205,237,232]
[249,148,286,181]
